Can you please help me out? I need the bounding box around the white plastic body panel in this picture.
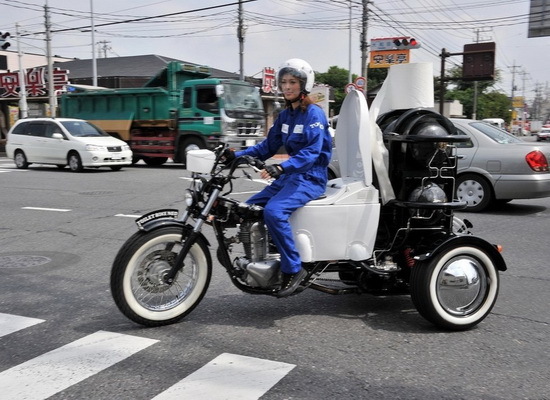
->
[187,149,215,173]
[291,197,380,262]
[290,89,381,262]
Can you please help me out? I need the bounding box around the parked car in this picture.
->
[536,127,550,142]
[5,118,132,172]
[451,119,550,211]
[328,118,550,212]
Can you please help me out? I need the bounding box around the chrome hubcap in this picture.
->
[436,256,487,316]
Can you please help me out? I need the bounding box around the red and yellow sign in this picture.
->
[512,96,524,108]
[369,49,410,69]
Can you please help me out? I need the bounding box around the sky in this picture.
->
[1,0,548,103]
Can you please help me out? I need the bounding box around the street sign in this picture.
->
[344,83,356,93]
[354,77,366,89]
[462,42,495,81]
[369,50,410,69]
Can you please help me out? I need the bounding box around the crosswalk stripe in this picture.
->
[151,353,296,400]
[0,330,159,400]
[0,313,45,337]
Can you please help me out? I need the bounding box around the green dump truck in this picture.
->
[60,62,265,165]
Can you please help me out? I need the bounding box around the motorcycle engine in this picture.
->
[234,221,281,288]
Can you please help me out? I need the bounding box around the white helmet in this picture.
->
[277,58,315,94]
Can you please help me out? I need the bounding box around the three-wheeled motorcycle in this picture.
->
[110,65,506,331]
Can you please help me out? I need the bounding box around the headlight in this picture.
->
[122,145,131,151]
[85,144,107,151]
[184,189,195,207]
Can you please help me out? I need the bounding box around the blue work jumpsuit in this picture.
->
[236,104,332,274]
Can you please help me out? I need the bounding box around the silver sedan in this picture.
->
[452,118,550,212]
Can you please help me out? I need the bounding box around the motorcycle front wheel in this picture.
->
[410,244,500,331]
[110,226,212,327]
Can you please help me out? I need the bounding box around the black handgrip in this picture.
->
[242,155,265,170]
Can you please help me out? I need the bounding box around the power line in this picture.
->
[16,1,257,36]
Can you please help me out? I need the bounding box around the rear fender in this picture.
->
[415,235,507,272]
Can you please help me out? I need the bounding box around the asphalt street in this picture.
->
[0,154,549,400]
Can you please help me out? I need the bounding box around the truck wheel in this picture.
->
[143,157,168,166]
[179,137,205,165]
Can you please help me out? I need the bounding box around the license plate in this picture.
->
[111,153,122,160]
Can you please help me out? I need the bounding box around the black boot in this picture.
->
[277,268,307,298]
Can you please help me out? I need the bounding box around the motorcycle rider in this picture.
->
[225,58,332,297]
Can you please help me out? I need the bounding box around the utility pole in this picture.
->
[472,29,480,120]
[360,0,369,91]
[533,83,543,120]
[348,0,352,83]
[90,0,97,86]
[45,0,55,117]
[471,28,492,120]
[98,40,111,58]
[16,23,28,118]
[509,61,520,131]
[520,70,528,132]
[237,0,244,81]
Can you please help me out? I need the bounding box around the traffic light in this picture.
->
[0,32,10,50]
[392,37,421,49]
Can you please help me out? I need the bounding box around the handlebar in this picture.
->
[213,145,266,174]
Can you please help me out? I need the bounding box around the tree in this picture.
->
[366,68,388,90]
[443,66,511,121]
[316,66,354,115]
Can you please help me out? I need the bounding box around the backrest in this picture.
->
[334,89,373,186]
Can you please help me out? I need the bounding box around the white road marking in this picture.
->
[152,352,295,400]
[0,168,27,173]
[21,207,72,212]
[115,213,141,218]
[0,314,295,399]
[0,330,159,400]
[0,313,45,337]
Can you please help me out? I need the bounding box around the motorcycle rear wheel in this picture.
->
[410,244,499,331]
[110,226,212,327]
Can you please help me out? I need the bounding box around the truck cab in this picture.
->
[177,78,265,161]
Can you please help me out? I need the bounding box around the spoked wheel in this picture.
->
[410,243,500,331]
[110,226,212,327]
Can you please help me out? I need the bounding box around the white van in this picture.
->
[5,118,133,172]
[482,118,505,130]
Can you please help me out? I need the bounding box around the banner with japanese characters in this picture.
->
[261,67,276,94]
[0,66,69,97]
